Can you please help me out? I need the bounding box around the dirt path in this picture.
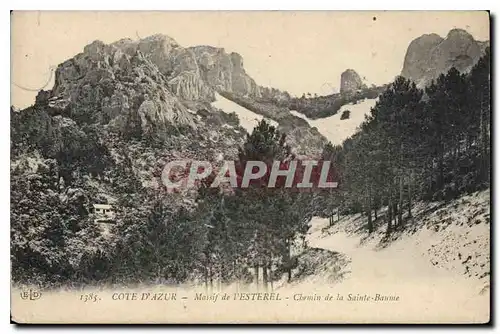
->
[302,217,490,323]
[308,217,452,284]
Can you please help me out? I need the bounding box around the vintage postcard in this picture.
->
[10,11,491,324]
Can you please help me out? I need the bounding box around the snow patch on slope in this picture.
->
[290,98,378,146]
[212,93,279,134]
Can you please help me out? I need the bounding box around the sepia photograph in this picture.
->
[10,10,491,324]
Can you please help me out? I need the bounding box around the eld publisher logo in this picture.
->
[20,289,42,301]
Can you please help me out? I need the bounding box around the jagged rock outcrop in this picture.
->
[27,35,324,175]
[49,34,264,137]
[189,46,261,97]
[51,36,198,136]
[340,69,363,95]
[401,33,443,84]
[229,52,261,97]
[401,29,489,87]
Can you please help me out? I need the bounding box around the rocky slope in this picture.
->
[401,29,489,87]
[189,45,261,98]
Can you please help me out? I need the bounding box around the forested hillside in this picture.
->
[11,116,317,289]
[319,48,491,235]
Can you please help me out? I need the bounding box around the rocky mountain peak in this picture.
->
[188,46,261,97]
[401,28,488,87]
[340,69,364,95]
[49,35,199,138]
[446,28,474,40]
[46,33,269,139]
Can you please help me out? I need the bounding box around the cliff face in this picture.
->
[189,46,261,98]
[401,33,444,84]
[401,29,489,87]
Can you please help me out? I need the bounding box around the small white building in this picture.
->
[92,204,116,223]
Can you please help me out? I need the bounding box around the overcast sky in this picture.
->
[11,11,490,109]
